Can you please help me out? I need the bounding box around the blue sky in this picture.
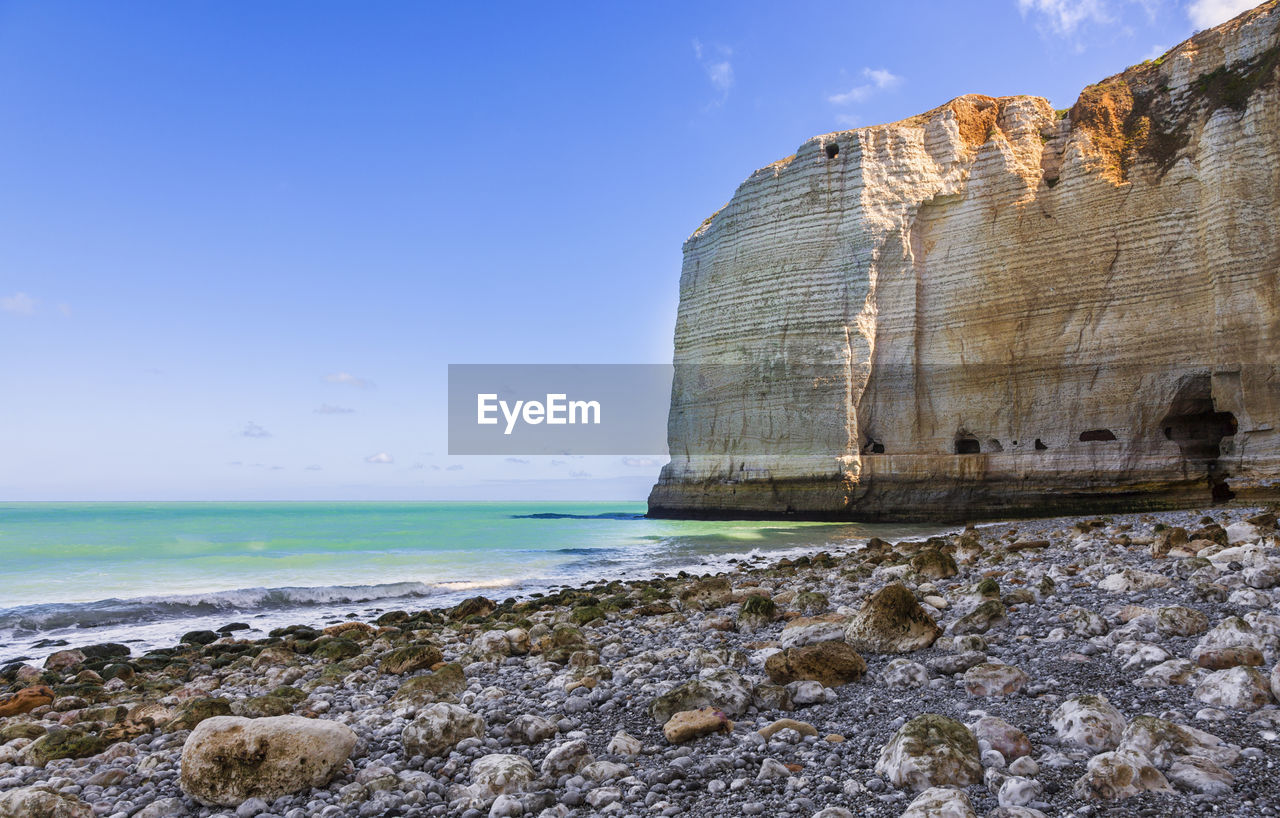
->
[0,0,1259,501]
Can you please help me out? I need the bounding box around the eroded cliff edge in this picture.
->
[649,2,1280,521]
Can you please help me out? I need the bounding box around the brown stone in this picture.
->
[0,685,54,717]
[1197,647,1265,670]
[662,708,733,743]
[765,642,867,687]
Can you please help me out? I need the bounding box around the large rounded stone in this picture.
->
[1050,694,1126,752]
[0,786,92,818]
[179,715,357,807]
[1194,666,1273,711]
[963,663,1029,697]
[1117,715,1239,769]
[844,583,942,654]
[875,714,981,791]
[900,787,975,818]
[1073,749,1172,801]
[400,703,485,759]
[764,642,866,687]
[469,753,535,799]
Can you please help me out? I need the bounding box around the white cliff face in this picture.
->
[650,2,1280,520]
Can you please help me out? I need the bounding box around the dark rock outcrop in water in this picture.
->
[650,2,1280,521]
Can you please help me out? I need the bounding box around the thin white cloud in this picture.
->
[446,464,463,471]
[241,422,271,438]
[1,292,35,314]
[305,464,323,471]
[505,457,530,464]
[315,404,355,415]
[1016,0,1113,35]
[56,303,71,317]
[1188,0,1257,28]
[365,452,394,464]
[325,372,374,389]
[1144,43,1170,59]
[622,457,658,467]
[693,38,734,102]
[828,67,903,109]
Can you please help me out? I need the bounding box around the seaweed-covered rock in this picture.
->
[380,643,443,675]
[162,697,232,733]
[875,714,981,791]
[537,624,588,665]
[21,726,108,768]
[310,637,360,662]
[844,583,942,654]
[451,596,497,620]
[736,595,778,631]
[393,663,466,704]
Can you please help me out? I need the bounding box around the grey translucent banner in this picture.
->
[448,364,673,455]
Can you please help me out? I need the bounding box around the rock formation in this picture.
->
[650,2,1280,520]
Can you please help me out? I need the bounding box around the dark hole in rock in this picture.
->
[955,437,981,455]
[986,439,1004,453]
[1034,439,1048,450]
[1161,373,1239,503]
[1212,476,1235,502]
[1079,429,1117,442]
[1161,374,1237,460]
[825,142,839,159]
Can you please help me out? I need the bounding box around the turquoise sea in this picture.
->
[0,502,947,663]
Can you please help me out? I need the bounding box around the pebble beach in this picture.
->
[3,504,1280,818]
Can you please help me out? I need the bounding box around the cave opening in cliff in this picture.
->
[1034,439,1048,450]
[824,142,839,159]
[1079,429,1118,442]
[955,436,980,454]
[1160,374,1238,502]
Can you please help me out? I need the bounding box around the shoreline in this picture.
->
[2,503,1279,817]
[0,518,952,668]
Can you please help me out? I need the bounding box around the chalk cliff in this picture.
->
[649,2,1280,521]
